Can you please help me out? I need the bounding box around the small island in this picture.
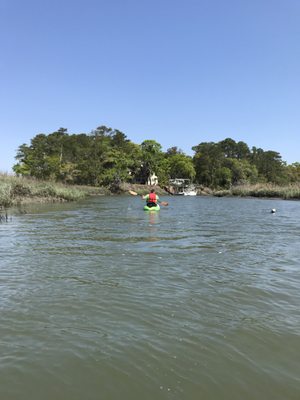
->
[1,125,300,208]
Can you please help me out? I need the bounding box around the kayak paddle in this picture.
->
[128,190,168,206]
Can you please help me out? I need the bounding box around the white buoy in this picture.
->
[271,208,276,213]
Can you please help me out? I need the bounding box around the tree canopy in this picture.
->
[13,128,297,188]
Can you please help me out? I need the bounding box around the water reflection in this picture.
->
[147,209,160,224]
[145,210,160,241]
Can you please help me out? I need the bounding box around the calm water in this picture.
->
[0,195,299,400]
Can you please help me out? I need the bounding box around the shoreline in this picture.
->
[1,174,300,211]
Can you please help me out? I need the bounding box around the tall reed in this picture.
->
[215,183,300,199]
[0,174,90,207]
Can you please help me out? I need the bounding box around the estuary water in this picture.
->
[0,195,299,400]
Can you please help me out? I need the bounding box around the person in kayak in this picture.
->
[142,188,160,208]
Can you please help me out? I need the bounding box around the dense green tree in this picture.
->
[192,142,224,186]
[13,144,32,176]
[236,141,251,159]
[192,139,287,187]
[223,158,258,185]
[110,130,129,148]
[155,158,170,186]
[13,128,297,189]
[285,162,300,183]
[166,146,184,156]
[168,153,196,180]
[25,134,54,179]
[218,138,251,159]
[138,140,163,183]
[251,147,286,184]
[214,167,232,188]
[219,138,238,158]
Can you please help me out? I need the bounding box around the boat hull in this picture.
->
[143,204,160,211]
[183,191,197,196]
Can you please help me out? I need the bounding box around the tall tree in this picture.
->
[192,142,224,186]
[139,140,163,183]
[285,162,300,183]
[251,147,286,183]
[168,153,196,180]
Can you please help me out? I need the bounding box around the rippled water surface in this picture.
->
[0,195,299,399]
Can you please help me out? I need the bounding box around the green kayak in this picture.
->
[143,204,160,211]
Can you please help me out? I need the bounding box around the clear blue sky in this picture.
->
[1,0,300,172]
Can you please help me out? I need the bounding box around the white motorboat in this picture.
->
[183,188,197,196]
[169,179,197,196]
[177,186,197,196]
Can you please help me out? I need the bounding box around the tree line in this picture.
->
[13,126,300,188]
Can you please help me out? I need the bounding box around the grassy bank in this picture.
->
[121,182,300,200]
[0,174,108,208]
[2,174,299,208]
[214,183,300,200]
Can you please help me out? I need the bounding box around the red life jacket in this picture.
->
[148,192,157,203]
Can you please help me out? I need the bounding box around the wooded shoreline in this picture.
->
[1,174,300,210]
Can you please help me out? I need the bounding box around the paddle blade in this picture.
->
[129,190,138,196]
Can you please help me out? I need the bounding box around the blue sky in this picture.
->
[1,0,299,172]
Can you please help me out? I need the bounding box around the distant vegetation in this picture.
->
[214,183,300,200]
[12,126,300,190]
[2,125,300,207]
[0,173,107,208]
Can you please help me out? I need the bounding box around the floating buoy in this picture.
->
[271,208,276,213]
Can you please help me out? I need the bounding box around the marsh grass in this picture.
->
[1,173,300,208]
[214,183,300,199]
[0,174,99,207]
